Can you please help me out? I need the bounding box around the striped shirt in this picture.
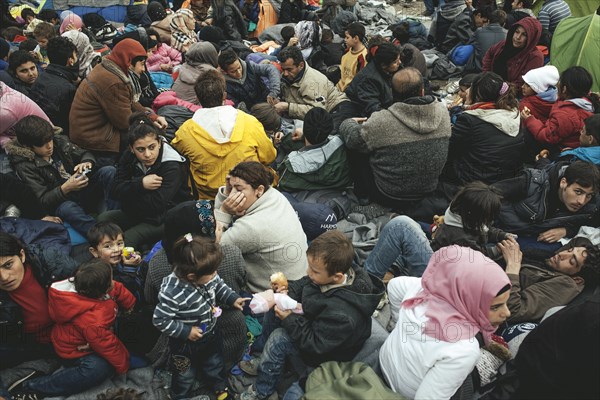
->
[538,0,571,33]
[152,272,239,340]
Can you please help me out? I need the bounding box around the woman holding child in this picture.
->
[215,161,307,292]
[0,232,77,398]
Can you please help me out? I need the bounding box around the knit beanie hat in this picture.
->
[197,25,225,47]
[147,1,167,22]
[303,107,333,145]
[522,65,559,94]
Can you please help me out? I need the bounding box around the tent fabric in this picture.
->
[550,11,600,93]
[532,0,597,18]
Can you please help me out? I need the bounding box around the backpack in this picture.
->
[430,55,464,80]
[303,361,406,400]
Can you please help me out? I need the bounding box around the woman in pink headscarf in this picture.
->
[379,245,511,399]
[59,12,83,34]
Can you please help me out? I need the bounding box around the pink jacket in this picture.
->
[147,43,182,72]
[152,90,235,113]
[0,82,52,149]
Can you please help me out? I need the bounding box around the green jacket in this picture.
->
[277,136,351,192]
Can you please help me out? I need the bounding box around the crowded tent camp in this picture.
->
[1,0,600,398]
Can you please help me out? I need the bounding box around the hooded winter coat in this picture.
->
[172,106,276,199]
[48,279,136,374]
[111,139,190,226]
[524,98,595,150]
[518,87,557,123]
[441,107,524,185]
[281,265,384,367]
[171,42,218,105]
[339,95,452,201]
[482,17,544,92]
[69,39,156,154]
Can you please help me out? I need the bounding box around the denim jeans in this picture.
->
[364,216,433,278]
[169,329,227,399]
[24,353,114,396]
[251,309,281,354]
[282,381,305,400]
[255,328,305,399]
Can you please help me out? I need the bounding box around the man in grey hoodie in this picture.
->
[339,67,451,211]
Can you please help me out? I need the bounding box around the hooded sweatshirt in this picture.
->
[111,140,189,225]
[482,17,544,93]
[171,42,218,105]
[339,95,451,201]
[69,38,156,153]
[442,106,523,185]
[172,106,276,199]
[48,279,135,373]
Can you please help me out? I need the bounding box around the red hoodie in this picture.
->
[483,17,544,93]
[48,279,136,374]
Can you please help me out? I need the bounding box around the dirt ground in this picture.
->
[392,0,431,18]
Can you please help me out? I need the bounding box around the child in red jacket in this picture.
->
[15,260,136,398]
[519,65,559,122]
[522,66,600,155]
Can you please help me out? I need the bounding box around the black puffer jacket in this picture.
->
[0,244,78,346]
[281,266,384,367]
[111,139,191,226]
[441,108,524,186]
[29,64,79,135]
[345,61,394,118]
[6,133,95,214]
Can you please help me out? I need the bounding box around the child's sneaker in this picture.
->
[238,358,260,376]
[10,391,40,400]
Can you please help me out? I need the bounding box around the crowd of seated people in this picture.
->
[1,0,599,399]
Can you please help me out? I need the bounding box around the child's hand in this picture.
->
[74,162,92,175]
[291,128,303,142]
[77,343,91,351]
[535,149,550,161]
[188,326,203,341]
[123,252,142,266]
[233,297,251,311]
[520,106,531,119]
[274,305,292,320]
[272,131,283,146]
